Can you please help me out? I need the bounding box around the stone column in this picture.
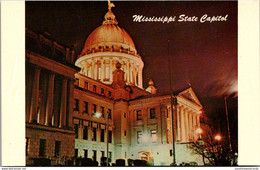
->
[91,59,95,79]
[39,72,48,125]
[180,107,186,142]
[176,105,181,141]
[184,109,189,142]
[29,67,41,123]
[26,64,33,123]
[59,77,68,128]
[126,60,130,83]
[133,65,136,85]
[109,59,113,82]
[100,59,105,82]
[101,59,104,81]
[68,78,74,128]
[45,73,55,126]
[138,68,142,88]
[188,111,192,141]
[88,62,92,77]
[94,60,97,80]
[197,114,200,128]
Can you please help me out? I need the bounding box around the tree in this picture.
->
[190,123,237,166]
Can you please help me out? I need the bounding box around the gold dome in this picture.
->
[80,9,137,56]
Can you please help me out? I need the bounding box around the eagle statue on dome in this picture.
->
[108,0,115,11]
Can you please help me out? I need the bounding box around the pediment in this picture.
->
[178,87,202,107]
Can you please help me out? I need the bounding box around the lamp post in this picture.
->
[196,128,203,139]
[94,111,109,166]
[167,40,176,166]
[224,96,232,151]
[196,128,205,165]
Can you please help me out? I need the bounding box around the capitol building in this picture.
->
[25,1,203,166]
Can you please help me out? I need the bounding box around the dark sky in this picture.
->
[26,1,238,144]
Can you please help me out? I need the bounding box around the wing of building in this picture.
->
[26,2,203,166]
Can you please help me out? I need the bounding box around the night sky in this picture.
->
[26,1,238,148]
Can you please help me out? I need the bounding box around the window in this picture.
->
[108,109,112,119]
[84,149,88,158]
[55,141,61,157]
[39,139,46,157]
[93,85,96,92]
[92,150,97,161]
[84,102,88,114]
[151,130,157,143]
[101,88,104,95]
[74,124,78,138]
[108,130,112,143]
[101,106,105,118]
[101,129,105,142]
[137,131,142,144]
[170,150,173,156]
[83,126,88,140]
[26,137,29,156]
[74,99,79,111]
[150,108,156,119]
[124,113,126,118]
[108,91,112,97]
[84,82,88,90]
[137,110,142,120]
[75,149,78,158]
[124,131,127,136]
[92,128,97,141]
[101,151,105,158]
[93,104,97,113]
[74,78,79,86]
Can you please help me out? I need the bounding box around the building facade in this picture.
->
[72,3,203,166]
[26,2,203,166]
[25,28,79,165]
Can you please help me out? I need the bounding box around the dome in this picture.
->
[80,10,137,56]
[75,2,144,89]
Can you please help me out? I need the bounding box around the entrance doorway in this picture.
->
[139,151,154,163]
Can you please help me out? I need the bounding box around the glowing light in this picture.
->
[214,134,222,141]
[94,112,102,118]
[196,128,203,134]
[197,110,203,114]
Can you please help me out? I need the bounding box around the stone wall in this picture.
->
[26,125,75,166]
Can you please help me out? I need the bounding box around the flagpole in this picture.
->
[224,96,232,151]
[168,40,176,165]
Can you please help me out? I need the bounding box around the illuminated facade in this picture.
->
[26,2,203,166]
[25,28,79,165]
[73,3,203,166]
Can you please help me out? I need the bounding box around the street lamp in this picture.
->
[94,111,109,166]
[196,128,205,165]
[196,128,203,139]
[214,135,222,141]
